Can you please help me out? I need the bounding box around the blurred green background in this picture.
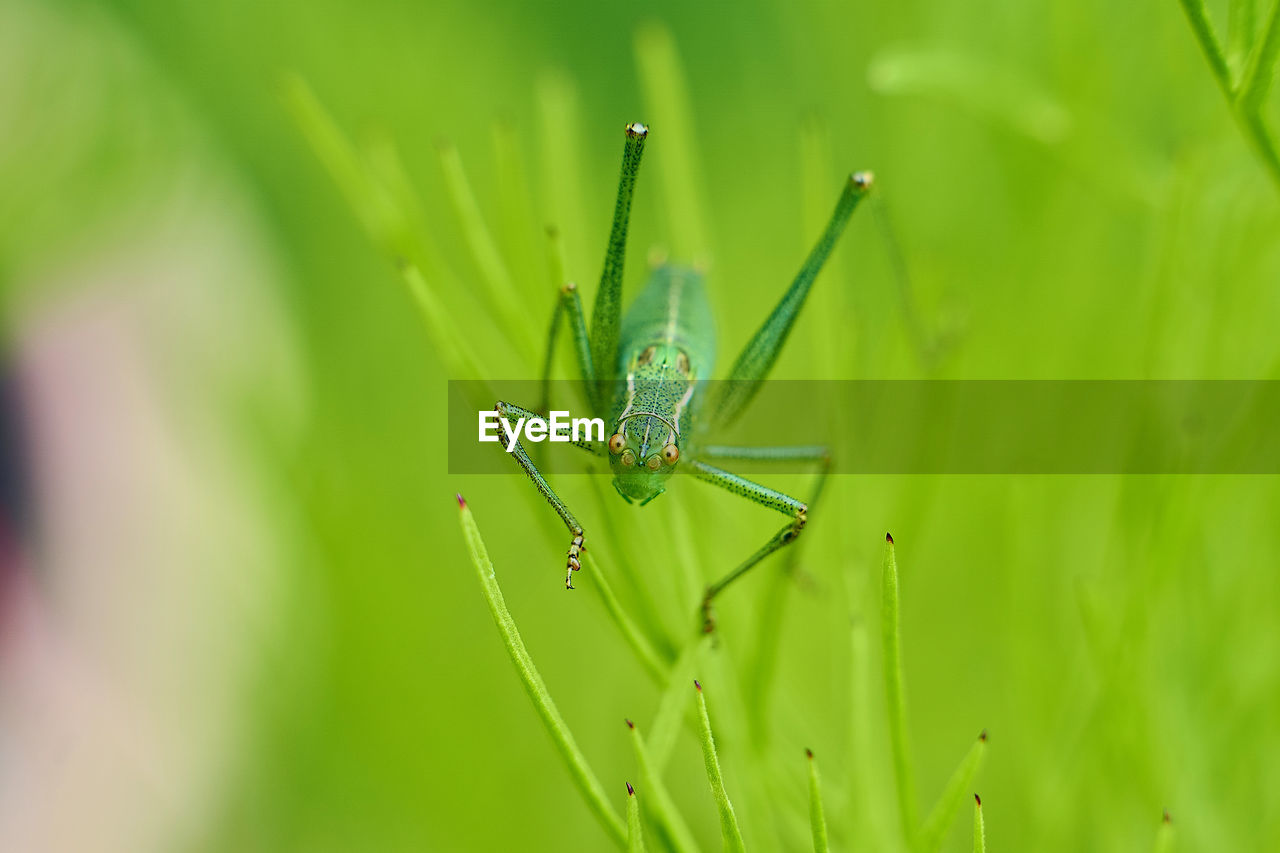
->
[3,0,1279,850]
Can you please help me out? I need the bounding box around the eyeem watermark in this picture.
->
[479,410,605,452]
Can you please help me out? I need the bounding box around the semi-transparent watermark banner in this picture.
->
[447,380,1280,474]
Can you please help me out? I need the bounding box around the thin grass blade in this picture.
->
[882,532,918,845]
[626,720,701,853]
[583,551,670,683]
[536,72,590,277]
[972,795,985,853]
[919,731,989,853]
[1239,0,1280,109]
[436,141,539,358]
[649,634,710,773]
[626,783,646,853]
[806,749,830,853]
[401,264,490,389]
[634,22,712,260]
[695,680,746,853]
[1154,810,1175,853]
[492,120,540,282]
[457,495,626,847]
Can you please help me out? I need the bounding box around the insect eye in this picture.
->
[608,433,626,454]
[645,454,662,471]
[621,450,636,467]
[662,444,680,464]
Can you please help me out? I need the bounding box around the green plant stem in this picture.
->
[972,795,986,853]
[1177,0,1280,189]
[400,264,490,389]
[626,783,646,853]
[436,141,539,358]
[695,681,746,853]
[1154,810,1175,853]
[1239,0,1280,109]
[807,750,830,853]
[882,533,918,846]
[535,71,589,277]
[457,496,626,847]
[634,21,712,260]
[745,563,793,746]
[1179,0,1235,92]
[585,476,676,658]
[492,120,540,282]
[583,551,669,683]
[626,721,701,853]
[919,732,989,853]
[649,635,710,773]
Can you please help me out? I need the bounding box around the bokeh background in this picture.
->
[2,0,1279,850]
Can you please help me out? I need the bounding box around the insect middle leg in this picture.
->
[689,445,831,632]
[494,400,603,589]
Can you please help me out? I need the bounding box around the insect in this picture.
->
[496,122,872,631]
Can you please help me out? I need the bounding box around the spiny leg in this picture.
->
[495,400,603,588]
[714,172,873,429]
[702,444,833,583]
[588,123,648,411]
[688,449,830,632]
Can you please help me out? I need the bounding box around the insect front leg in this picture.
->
[688,451,830,632]
[494,400,602,589]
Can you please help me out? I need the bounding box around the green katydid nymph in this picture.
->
[497,121,872,631]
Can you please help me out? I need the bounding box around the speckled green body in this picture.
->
[608,264,714,503]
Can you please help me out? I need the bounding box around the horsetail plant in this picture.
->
[293,23,1007,851]
[806,749,830,853]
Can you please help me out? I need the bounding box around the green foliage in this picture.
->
[806,750,830,853]
[628,783,647,853]
[694,680,746,852]
[1178,0,1280,187]
[882,533,919,843]
[458,495,627,846]
[53,2,1280,850]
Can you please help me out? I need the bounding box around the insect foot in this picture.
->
[565,531,586,590]
[783,506,809,543]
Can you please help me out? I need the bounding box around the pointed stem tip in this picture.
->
[693,679,702,692]
[979,729,988,742]
[805,748,814,759]
[627,781,635,796]
[886,531,894,544]
[625,718,635,729]
[456,493,467,508]
[1163,809,1172,824]
[975,793,981,806]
